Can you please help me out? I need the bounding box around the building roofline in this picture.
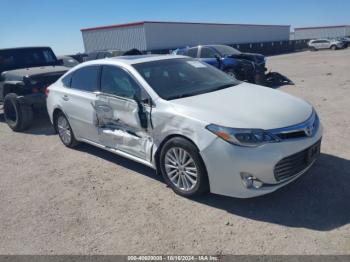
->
[295,25,349,30]
[81,21,290,32]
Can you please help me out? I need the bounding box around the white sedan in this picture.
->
[46,55,322,198]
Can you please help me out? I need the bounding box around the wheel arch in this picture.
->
[52,107,69,133]
[2,83,18,98]
[154,134,203,175]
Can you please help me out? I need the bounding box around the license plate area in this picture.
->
[306,140,321,164]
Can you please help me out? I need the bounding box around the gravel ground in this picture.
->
[0,49,349,255]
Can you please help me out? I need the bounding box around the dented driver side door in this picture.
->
[93,65,153,161]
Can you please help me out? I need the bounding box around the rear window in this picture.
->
[0,48,58,72]
[71,65,99,92]
[61,73,72,87]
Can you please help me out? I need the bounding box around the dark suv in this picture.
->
[173,45,266,84]
[0,47,68,131]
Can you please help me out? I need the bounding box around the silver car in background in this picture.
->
[308,39,345,50]
[46,55,322,198]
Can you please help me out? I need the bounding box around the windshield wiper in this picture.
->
[167,93,195,100]
[210,83,235,92]
[167,83,235,100]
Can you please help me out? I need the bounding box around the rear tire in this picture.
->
[331,45,337,50]
[3,93,33,131]
[55,112,78,148]
[159,137,209,198]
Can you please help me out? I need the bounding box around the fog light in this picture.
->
[252,179,263,189]
[240,172,264,189]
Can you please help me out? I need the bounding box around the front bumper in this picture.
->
[200,124,323,198]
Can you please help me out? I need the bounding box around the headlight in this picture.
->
[206,124,280,147]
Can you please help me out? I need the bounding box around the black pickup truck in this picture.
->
[0,47,68,131]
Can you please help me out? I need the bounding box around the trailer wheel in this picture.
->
[3,93,33,131]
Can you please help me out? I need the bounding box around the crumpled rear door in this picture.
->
[93,94,152,161]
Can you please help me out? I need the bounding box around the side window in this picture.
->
[71,65,99,92]
[100,65,140,99]
[186,48,198,58]
[43,50,56,63]
[199,47,217,58]
[61,73,72,87]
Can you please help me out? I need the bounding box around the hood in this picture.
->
[2,66,68,80]
[169,83,313,130]
[231,52,265,65]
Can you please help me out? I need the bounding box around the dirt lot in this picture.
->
[0,49,349,255]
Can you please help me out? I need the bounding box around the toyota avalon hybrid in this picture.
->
[46,55,322,198]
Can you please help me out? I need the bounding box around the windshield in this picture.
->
[0,48,58,72]
[133,58,239,100]
[212,45,241,56]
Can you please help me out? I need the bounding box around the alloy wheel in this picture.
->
[164,147,198,191]
[57,115,72,145]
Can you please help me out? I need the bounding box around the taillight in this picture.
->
[32,87,39,93]
[45,87,50,96]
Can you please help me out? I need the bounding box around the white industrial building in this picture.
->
[294,25,350,40]
[81,21,291,52]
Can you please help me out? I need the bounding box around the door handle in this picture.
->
[62,95,69,101]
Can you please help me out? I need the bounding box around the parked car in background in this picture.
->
[69,53,88,63]
[308,39,345,51]
[338,37,350,48]
[47,55,322,198]
[173,45,266,84]
[84,48,142,61]
[57,55,79,68]
[0,47,68,131]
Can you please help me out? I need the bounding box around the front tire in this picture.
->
[159,137,209,197]
[55,112,78,148]
[331,45,337,50]
[3,93,33,131]
[224,68,237,79]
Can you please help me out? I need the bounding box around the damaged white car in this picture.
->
[46,55,322,198]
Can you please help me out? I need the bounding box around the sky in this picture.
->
[0,0,348,55]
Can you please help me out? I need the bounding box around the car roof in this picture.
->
[0,46,52,51]
[82,54,189,66]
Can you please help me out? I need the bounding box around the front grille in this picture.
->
[276,131,307,140]
[270,111,320,141]
[274,140,321,182]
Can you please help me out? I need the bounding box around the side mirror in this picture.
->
[214,54,222,67]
